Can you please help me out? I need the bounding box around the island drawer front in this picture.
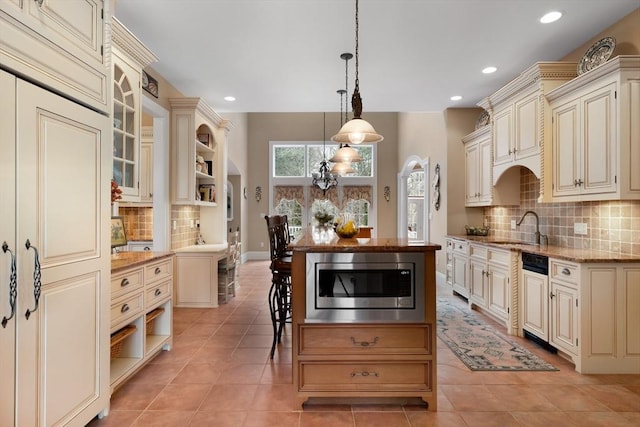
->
[550,259,579,285]
[299,325,432,355]
[145,259,173,285]
[145,280,172,310]
[111,292,145,330]
[111,268,144,299]
[299,361,432,392]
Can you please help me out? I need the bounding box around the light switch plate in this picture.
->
[574,222,588,235]
[511,220,516,230]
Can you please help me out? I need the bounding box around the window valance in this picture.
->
[309,186,340,206]
[342,185,373,205]
[274,185,305,206]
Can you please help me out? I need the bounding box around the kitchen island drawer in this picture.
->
[299,361,433,392]
[145,259,173,285]
[111,292,144,330]
[111,268,144,299]
[299,324,432,355]
[145,280,171,309]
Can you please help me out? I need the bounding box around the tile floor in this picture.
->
[88,260,640,427]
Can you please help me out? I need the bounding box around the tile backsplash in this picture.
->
[119,206,153,241]
[484,169,640,256]
[170,205,201,250]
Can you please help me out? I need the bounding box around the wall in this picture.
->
[170,205,201,250]
[485,170,640,256]
[224,113,249,257]
[119,206,153,240]
[246,112,398,253]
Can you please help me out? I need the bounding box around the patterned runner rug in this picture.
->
[437,297,558,371]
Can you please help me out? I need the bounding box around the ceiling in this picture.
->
[114,0,638,114]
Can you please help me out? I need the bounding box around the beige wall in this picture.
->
[224,113,249,256]
[246,112,398,253]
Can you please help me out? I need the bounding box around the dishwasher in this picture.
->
[521,252,557,353]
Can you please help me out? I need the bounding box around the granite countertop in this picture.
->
[172,243,228,253]
[111,251,175,273]
[447,235,640,263]
[290,228,441,253]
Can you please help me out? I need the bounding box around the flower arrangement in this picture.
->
[312,199,334,225]
[111,179,122,204]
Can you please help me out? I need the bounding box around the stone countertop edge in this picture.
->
[447,234,640,263]
[290,234,442,253]
[111,251,175,273]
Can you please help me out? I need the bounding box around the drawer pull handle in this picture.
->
[561,268,571,276]
[351,371,379,378]
[351,336,379,347]
[24,239,41,320]
[121,278,130,287]
[121,304,130,313]
[154,289,162,297]
[1,242,17,328]
[154,267,161,275]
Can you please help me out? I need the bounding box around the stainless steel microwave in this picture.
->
[305,252,425,323]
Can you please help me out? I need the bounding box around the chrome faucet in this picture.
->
[516,210,543,245]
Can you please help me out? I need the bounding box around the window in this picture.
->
[270,141,376,231]
[113,64,137,191]
[407,169,425,241]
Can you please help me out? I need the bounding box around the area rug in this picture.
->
[437,297,558,371]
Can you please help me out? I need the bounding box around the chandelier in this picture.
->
[331,0,383,145]
[311,113,338,194]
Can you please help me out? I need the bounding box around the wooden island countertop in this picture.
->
[290,229,441,253]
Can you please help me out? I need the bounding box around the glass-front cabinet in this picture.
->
[111,18,158,201]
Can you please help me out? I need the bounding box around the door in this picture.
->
[478,137,493,203]
[0,69,17,427]
[452,254,468,297]
[465,141,479,203]
[552,98,581,196]
[488,264,510,322]
[15,77,110,426]
[521,269,549,341]
[514,91,540,161]
[469,259,487,307]
[493,107,513,166]
[550,281,578,355]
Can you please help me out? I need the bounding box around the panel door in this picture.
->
[0,69,17,427]
[552,98,581,197]
[451,254,468,297]
[488,264,509,322]
[514,91,540,161]
[469,259,487,308]
[15,78,110,426]
[140,141,153,203]
[550,281,578,355]
[478,138,493,203]
[465,141,479,204]
[493,107,513,166]
[581,82,617,195]
[521,269,548,341]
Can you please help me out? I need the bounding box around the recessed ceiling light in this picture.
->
[540,11,562,24]
[224,96,236,102]
[482,66,497,74]
[450,95,462,101]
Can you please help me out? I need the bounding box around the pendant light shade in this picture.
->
[331,118,383,144]
[329,145,363,163]
[330,161,355,176]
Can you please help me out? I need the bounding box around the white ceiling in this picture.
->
[114,0,638,114]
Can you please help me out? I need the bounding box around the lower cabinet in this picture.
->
[110,255,174,390]
[174,251,226,308]
[523,258,640,374]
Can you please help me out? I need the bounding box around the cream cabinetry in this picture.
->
[174,250,226,308]
[0,0,108,112]
[449,239,469,298]
[463,126,519,207]
[110,255,174,390]
[526,258,640,374]
[139,127,154,204]
[478,62,576,198]
[547,56,640,201]
[0,70,110,426]
[111,18,157,201]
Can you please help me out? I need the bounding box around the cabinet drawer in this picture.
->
[111,292,144,330]
[550,259,579,285]
[452,240,469,255]
[299,325,432,355]
[299,361,432,392]
[470,244,488,260]
[145,259,173,285]
[111,268,144,299]
[488,248,510,266]
[145,280,171,309]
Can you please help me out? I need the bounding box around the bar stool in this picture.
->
[264,215,292,359]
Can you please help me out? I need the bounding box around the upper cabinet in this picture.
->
[463,125,519,207]
[0,0,108,112]
[111,18,158,201]
[478,62,577,199]
[546,56,640,202]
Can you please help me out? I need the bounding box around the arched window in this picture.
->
[407,168,425,241]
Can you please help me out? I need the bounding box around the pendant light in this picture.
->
[331,0,383,145]
[311,112,338,194]
[330,55,361,173]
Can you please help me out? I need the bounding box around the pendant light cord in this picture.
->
[351,0,363,118]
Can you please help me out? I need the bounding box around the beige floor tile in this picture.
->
[352,411,410,427]
[198,384,258,411]
[188,410,248,427]
[146,383,211,411]
[458,411,521,427]
[109,382,165,410]
[299,411,355,426]
[131,410,195,427]
[242,411,301,427]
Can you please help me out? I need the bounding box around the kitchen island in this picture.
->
[289,229,441,409]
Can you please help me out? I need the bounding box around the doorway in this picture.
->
[397,156,430,243]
